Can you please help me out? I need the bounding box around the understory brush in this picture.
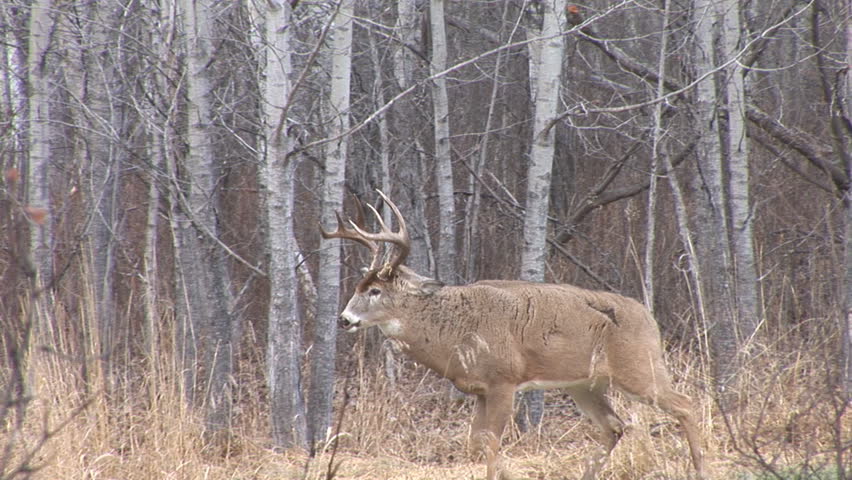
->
[2,320,848,480]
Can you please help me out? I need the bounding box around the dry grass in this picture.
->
[3,319,849,480]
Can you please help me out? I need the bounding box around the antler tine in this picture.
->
[320,195,382,269]
[349,194,368,231]
[350,189,410,273]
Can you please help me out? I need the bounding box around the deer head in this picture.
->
[320,190,442,333]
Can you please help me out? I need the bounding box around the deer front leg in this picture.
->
[469,394,489,461]
[469,387,514,480]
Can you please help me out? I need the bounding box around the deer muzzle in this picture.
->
[338,313,359,331]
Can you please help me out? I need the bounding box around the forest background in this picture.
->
[1,0,850,478]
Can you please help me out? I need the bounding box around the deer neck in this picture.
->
[387,289,470,380]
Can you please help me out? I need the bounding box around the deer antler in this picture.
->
[320,194,383,271]
[351,190,410,278]
[320,190,411,275]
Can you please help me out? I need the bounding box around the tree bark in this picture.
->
[309,0,353,449]
[517,0,566,431]
[430,0,456,284]
[181,0,237,432]
[691,0,739,400]
[723,0,761,341]
[25,0,53,285]
[252,0,308,449]
[644,0,672,314]
[520,0,565,282]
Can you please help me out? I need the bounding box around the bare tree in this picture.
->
[516,0,566,432]
[463,1,516,283]
[429,0,457,284]
[180,0,237,432]
[365,2,402,385]
[310,0,354,449]
[723,0,761,341]
[25,0,53,285]
[690,0,739,398]
[643,0,673,313]
[253,0,308,449]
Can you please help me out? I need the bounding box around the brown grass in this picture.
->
[4,315,849,480]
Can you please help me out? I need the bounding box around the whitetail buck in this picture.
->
[322,190,706,480]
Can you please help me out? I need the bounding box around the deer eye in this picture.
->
[368,287,382,297]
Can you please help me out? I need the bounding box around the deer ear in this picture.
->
[415,279,444,296]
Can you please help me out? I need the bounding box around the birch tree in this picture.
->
[722,0,760,341]
[25,0,53,285]
[430,0,456,284]
[253,0,308,450]
[180,0,237,431]
[310,0,353,449]
[516,0,566,431]
[643,0,673,312]
[691,0,739,398]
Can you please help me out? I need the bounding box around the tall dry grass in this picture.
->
[2,301,849,480]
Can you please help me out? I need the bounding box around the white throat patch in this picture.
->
[379,319,403,337]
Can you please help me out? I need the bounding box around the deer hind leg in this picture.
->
[568,384,625,480]
[613,369,706,479]
[469,388,515,480]
[655,389,706,479]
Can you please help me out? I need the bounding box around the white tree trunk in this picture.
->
[691,0,739,399]
[644,0,672,313]
[527,3,543,102]
[722,0,760,341]
[430,0,456,284]
[517,0,566,431]
[310,0,353,448]
[25,0,53,284]
[181,0,237,431]
[253,0,308,450]
[393,0,418,90]
[520,0,564,282]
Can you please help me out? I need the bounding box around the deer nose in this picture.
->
[338,313,358,330]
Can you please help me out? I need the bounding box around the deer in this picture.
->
[321,190,706,480]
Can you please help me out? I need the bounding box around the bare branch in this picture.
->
[746,105,848,193]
